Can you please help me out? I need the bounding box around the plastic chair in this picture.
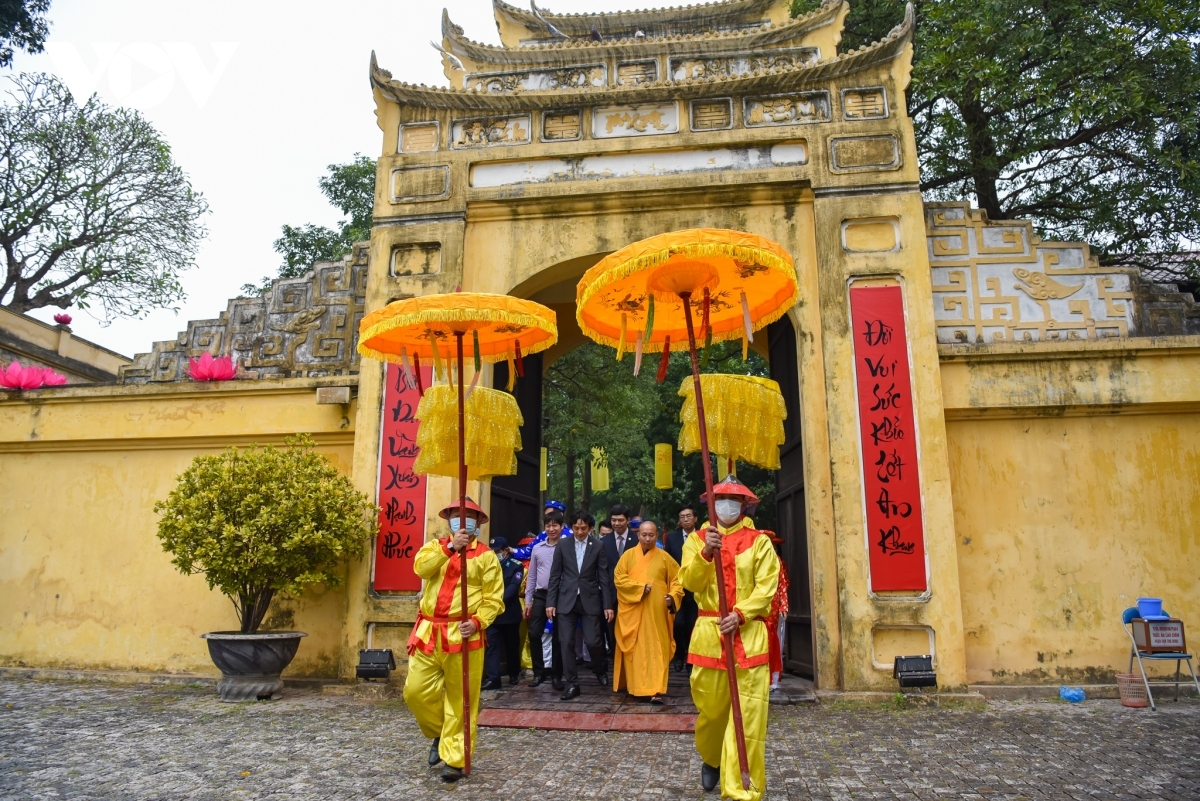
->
[1121,607,1200,711]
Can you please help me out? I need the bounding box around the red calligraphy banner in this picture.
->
[849,285,927,592]
[373,363,432,592]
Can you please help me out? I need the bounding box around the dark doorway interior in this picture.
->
[490,353,544,547]
[768,317,815,681]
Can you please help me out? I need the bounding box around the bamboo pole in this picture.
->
[456,331,472,776]
[679,292,751,790]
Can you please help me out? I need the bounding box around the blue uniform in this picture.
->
[512,530,546,561]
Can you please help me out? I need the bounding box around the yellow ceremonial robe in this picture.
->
[679,519,779,801]
[402,536,503,770]
[612,545,683,696]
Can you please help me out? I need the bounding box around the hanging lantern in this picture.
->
[412,385,523,480]
[590,447,610,492]
[654,443,673,490]
[678,373,787,470]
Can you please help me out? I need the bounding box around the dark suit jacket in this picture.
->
[600,530,639,580]
[664,528,696,567]
[494,556,524,626]
[547,535,612,616]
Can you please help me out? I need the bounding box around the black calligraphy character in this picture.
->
[869,382,902,412]
[878,526,916,556]
[384,465,420,491]
[869,415,904,446]
[383,498,416,526]
[875,487,913,519]
[862,319,893,347]
[388,433,420,459]
[875,449,904,483]
[381,531,415,560]
[863,355,897,378]
[391,399,416,423]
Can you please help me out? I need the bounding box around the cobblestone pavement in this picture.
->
[2,676,1197,800]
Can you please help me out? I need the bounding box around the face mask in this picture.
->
[714,500,742,525]
[449,517,478,535]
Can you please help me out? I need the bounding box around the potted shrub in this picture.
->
[155,435,377,701]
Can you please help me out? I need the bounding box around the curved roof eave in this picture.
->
[493,0,781,33]
[447,0,844,65]
[376,3,911,112]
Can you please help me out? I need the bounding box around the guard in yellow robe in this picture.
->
[403,497,503,783]
[680,477,779,801]
[613,520,684,700]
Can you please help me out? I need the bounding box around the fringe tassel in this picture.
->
[413,353,425,397]
[742,331,749,361]
[633,335,643,376]
[701,288,711,340]
[643,295,655,344]
[506,347,516,392]
[429,333,444,382]
[515,339,525,378]
[740,291,754,344]
[656,335,670,382]
[399,347,414,389]
[466,366,480,400]
[701,326,712,368]
[616,313,627,361]
[472,330,481,373]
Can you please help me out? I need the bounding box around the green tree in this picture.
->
[244,154,375,293]
[154,435,378,634]
[545,340,776,532]
[791,0,1200,267]
[0,72,208,319]
[0,0,51,68]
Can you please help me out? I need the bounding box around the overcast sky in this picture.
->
[10,0,633,358]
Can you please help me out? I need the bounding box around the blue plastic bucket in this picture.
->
[1137,597,1164,619]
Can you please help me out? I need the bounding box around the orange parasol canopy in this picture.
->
[358,292,557,364]
[576,228,797,353]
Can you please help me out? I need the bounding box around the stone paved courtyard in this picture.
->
[1,676,1197,800]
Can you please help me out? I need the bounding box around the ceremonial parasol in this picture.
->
[358,292,557,776]
[576,228,797,790]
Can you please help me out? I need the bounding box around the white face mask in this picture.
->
[449,517,478,535]
[714,499,742,525]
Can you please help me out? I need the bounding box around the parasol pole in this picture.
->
[679,291,752,790]
[455,330,472,777]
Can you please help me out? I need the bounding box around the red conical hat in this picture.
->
[701,475,759,505]
[439,496,489,525]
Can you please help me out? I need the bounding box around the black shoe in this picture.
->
[441,764,465,783]
[560,684,580,700]
[481,679,502,691]
[428,738,442,767]
[596,672,609,687]
[701,763,720,792]
[530,672,545,687]
[552,676,564,691]
[508,675,520,686]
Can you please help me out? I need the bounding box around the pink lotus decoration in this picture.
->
[188,353,237,381]
[53,313,72,325]
[0,361,69,390]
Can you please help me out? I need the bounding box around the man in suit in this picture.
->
[664,507,699,673]
[546,509,613,700]
[600,504,637,658]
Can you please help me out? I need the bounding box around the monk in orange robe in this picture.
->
[612,520,684,702]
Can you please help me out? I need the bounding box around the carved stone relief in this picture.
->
[690,99,733,131]
[830,135,900,171]
[616,60,658,86]
[391,166,450,201]
[592,103,678,138]
[465,65,606,94]
[118,246,370,383]
[842,87,888,120]
[927,203,1135,343]
[744,92,830,127]
[542,109,582,141]
[399,122,439,152]
[451,115,531,148]
[671,48,818,82]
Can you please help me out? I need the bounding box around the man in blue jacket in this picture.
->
[482,536,524,690]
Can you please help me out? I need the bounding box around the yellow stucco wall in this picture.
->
[0,378,358,677]
[941,338,1200,685]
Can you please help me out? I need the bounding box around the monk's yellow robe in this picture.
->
[612,545,684,696]
[402,535,503,770]
[680,518,779,801]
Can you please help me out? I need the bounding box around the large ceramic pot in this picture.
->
[200,631,307,702]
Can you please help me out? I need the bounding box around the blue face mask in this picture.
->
[449,517,478,535]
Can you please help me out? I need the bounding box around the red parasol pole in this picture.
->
[455,331,472,776]
[679,292,752,790]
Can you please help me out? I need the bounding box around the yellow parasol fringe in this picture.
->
[678,374,787,470]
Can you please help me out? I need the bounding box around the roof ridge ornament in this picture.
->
[531,1,569,39]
